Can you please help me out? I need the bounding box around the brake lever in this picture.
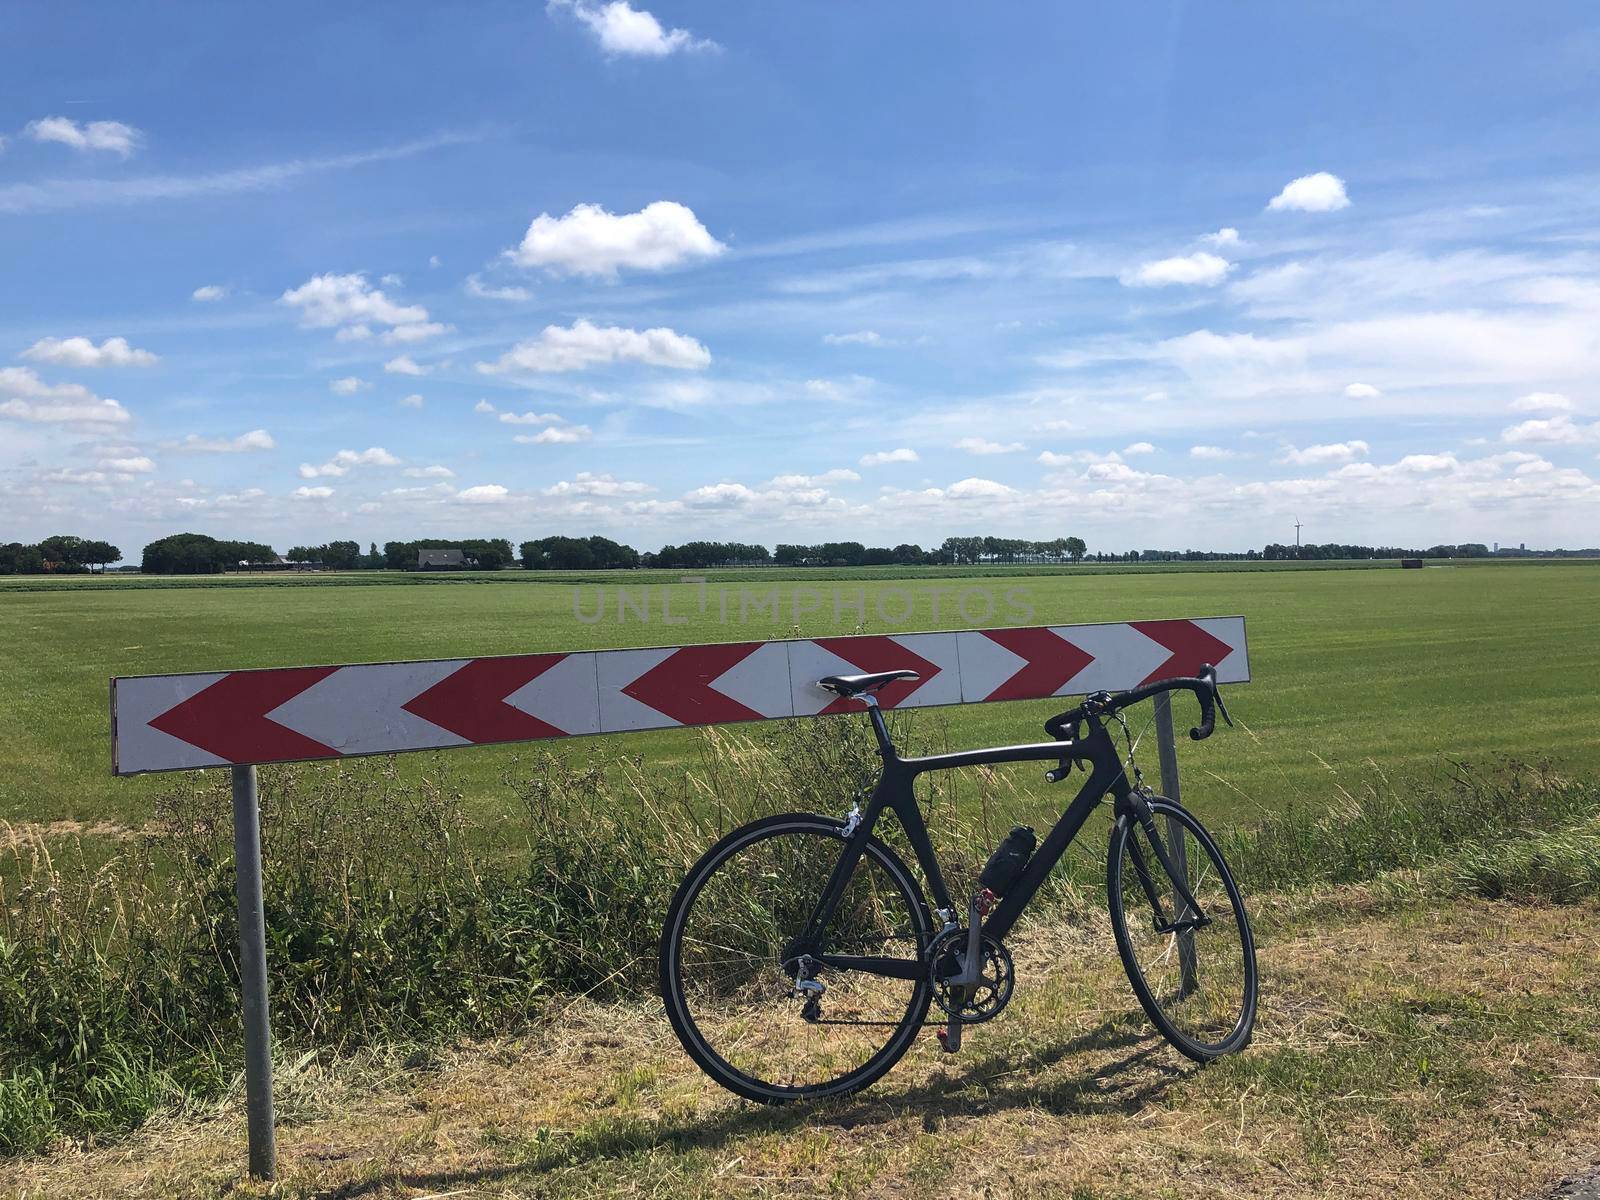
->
[1214,686,1234,728]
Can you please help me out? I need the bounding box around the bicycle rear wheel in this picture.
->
[660,813,933,1103]
[1106,797,1257,1061]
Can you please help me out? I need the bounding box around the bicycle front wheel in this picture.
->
[1107,797,1257,1061]
[660,813,932,1103]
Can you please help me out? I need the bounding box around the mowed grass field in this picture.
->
[3,560,1598,830]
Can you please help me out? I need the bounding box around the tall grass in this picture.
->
[1218,759,1599,892]
[1,720,1594,1157]
[0,716,911,1155]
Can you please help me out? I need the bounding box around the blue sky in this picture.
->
[3,1,1599,555]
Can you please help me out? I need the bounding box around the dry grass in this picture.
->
[4,891,1597,1200]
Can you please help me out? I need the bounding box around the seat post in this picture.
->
[862,695,895,757]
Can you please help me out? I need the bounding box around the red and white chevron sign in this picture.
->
[110,617,1248,775]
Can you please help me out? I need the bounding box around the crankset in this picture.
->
[928,926,1015,1051]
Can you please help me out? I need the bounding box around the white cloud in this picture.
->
[25,116,143,158]
[292,485,335,500]
[497,409,564,425]
[330,376,370,395]
[0,132,479,217]
[508,201,724,279]
[513,425,592,444]
[464,274,531,301]
[335,324,373,343]
[0,397,130,424]
[0,367,129,424]
[954,436,1026,455]
[399,393,425,409]
[164,429,276,453]
[99,455,155,474]
[1279,440,1371,465]
[455,483,510,503]
[403,464,455,478]
[1344,382,1381,399]
[1406,453,1460,473]
[766,468,860,487]
[1159,329,1303,369]
[473,399,497,414]
[280,272,430,333]
[477,320,711,373]
[803,376,876,401]
[384,354,428,376]
[1267,171,1350,213]
[547,0,719,57]
[684,482,759,508]
[1502,415,1599,445]
[543,471,654,496]
[1038,449,1122,467]
[298,447,402,478]
[1199,228,1241,249]
[1123,442,1156,456]
[1510,392,1573,413]
[380,321,449,344]
[21,336,158,368]
[1121,251,1230,288]
[1190,445,1239,461]
[860,447,919,467]
[946,477,1016,499]
[823,330,883,346]
[191,284,229,302]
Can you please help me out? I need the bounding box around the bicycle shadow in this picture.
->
[312,1012,1189,1200]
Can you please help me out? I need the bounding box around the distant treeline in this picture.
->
[0,535,122,575]
[22,531,1595,576]
[1262,541,1494,560]
[382,539,516,569]
[141,533,275,575]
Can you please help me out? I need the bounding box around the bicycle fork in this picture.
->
[1120,794,1210,937]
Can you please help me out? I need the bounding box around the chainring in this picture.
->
[928,928,1015,1024]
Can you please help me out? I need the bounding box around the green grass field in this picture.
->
[4,560,1598,829]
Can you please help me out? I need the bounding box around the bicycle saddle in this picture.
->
[816,670,919,697]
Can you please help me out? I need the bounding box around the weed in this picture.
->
[0,735,1595,1160]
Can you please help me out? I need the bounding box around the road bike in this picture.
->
[659,664,1258,1102]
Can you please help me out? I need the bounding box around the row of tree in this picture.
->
[520,535,641,570]
[382,539,516,570]
[8,530,1551,577]
[647,541,772,569]
[1261,542,1492,561]
[141,533,276,575]
[286,540,365,569]
[0,535,122,574]
[530,537,1095,570]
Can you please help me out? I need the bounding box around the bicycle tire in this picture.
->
[1106,797,1257,1062]
[660,812,934,1103]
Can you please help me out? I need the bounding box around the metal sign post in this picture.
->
[230,765,276,1180]
[1152,692,1199,996]
[109,617,1248,1179]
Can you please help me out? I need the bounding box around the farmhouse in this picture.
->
[416,547,469,570]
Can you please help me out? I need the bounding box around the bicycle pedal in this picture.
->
[935,1025,962,1053]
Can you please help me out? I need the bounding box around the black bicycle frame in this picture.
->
[798,701,1144,983]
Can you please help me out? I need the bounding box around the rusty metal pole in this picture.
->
[231,764,276,1180]
[1151,693,1198,995]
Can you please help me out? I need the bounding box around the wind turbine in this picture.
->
[1293,516,1302,548]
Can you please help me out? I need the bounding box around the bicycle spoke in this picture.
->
[669,822,927,1096]
[1113,804,1253,1056]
